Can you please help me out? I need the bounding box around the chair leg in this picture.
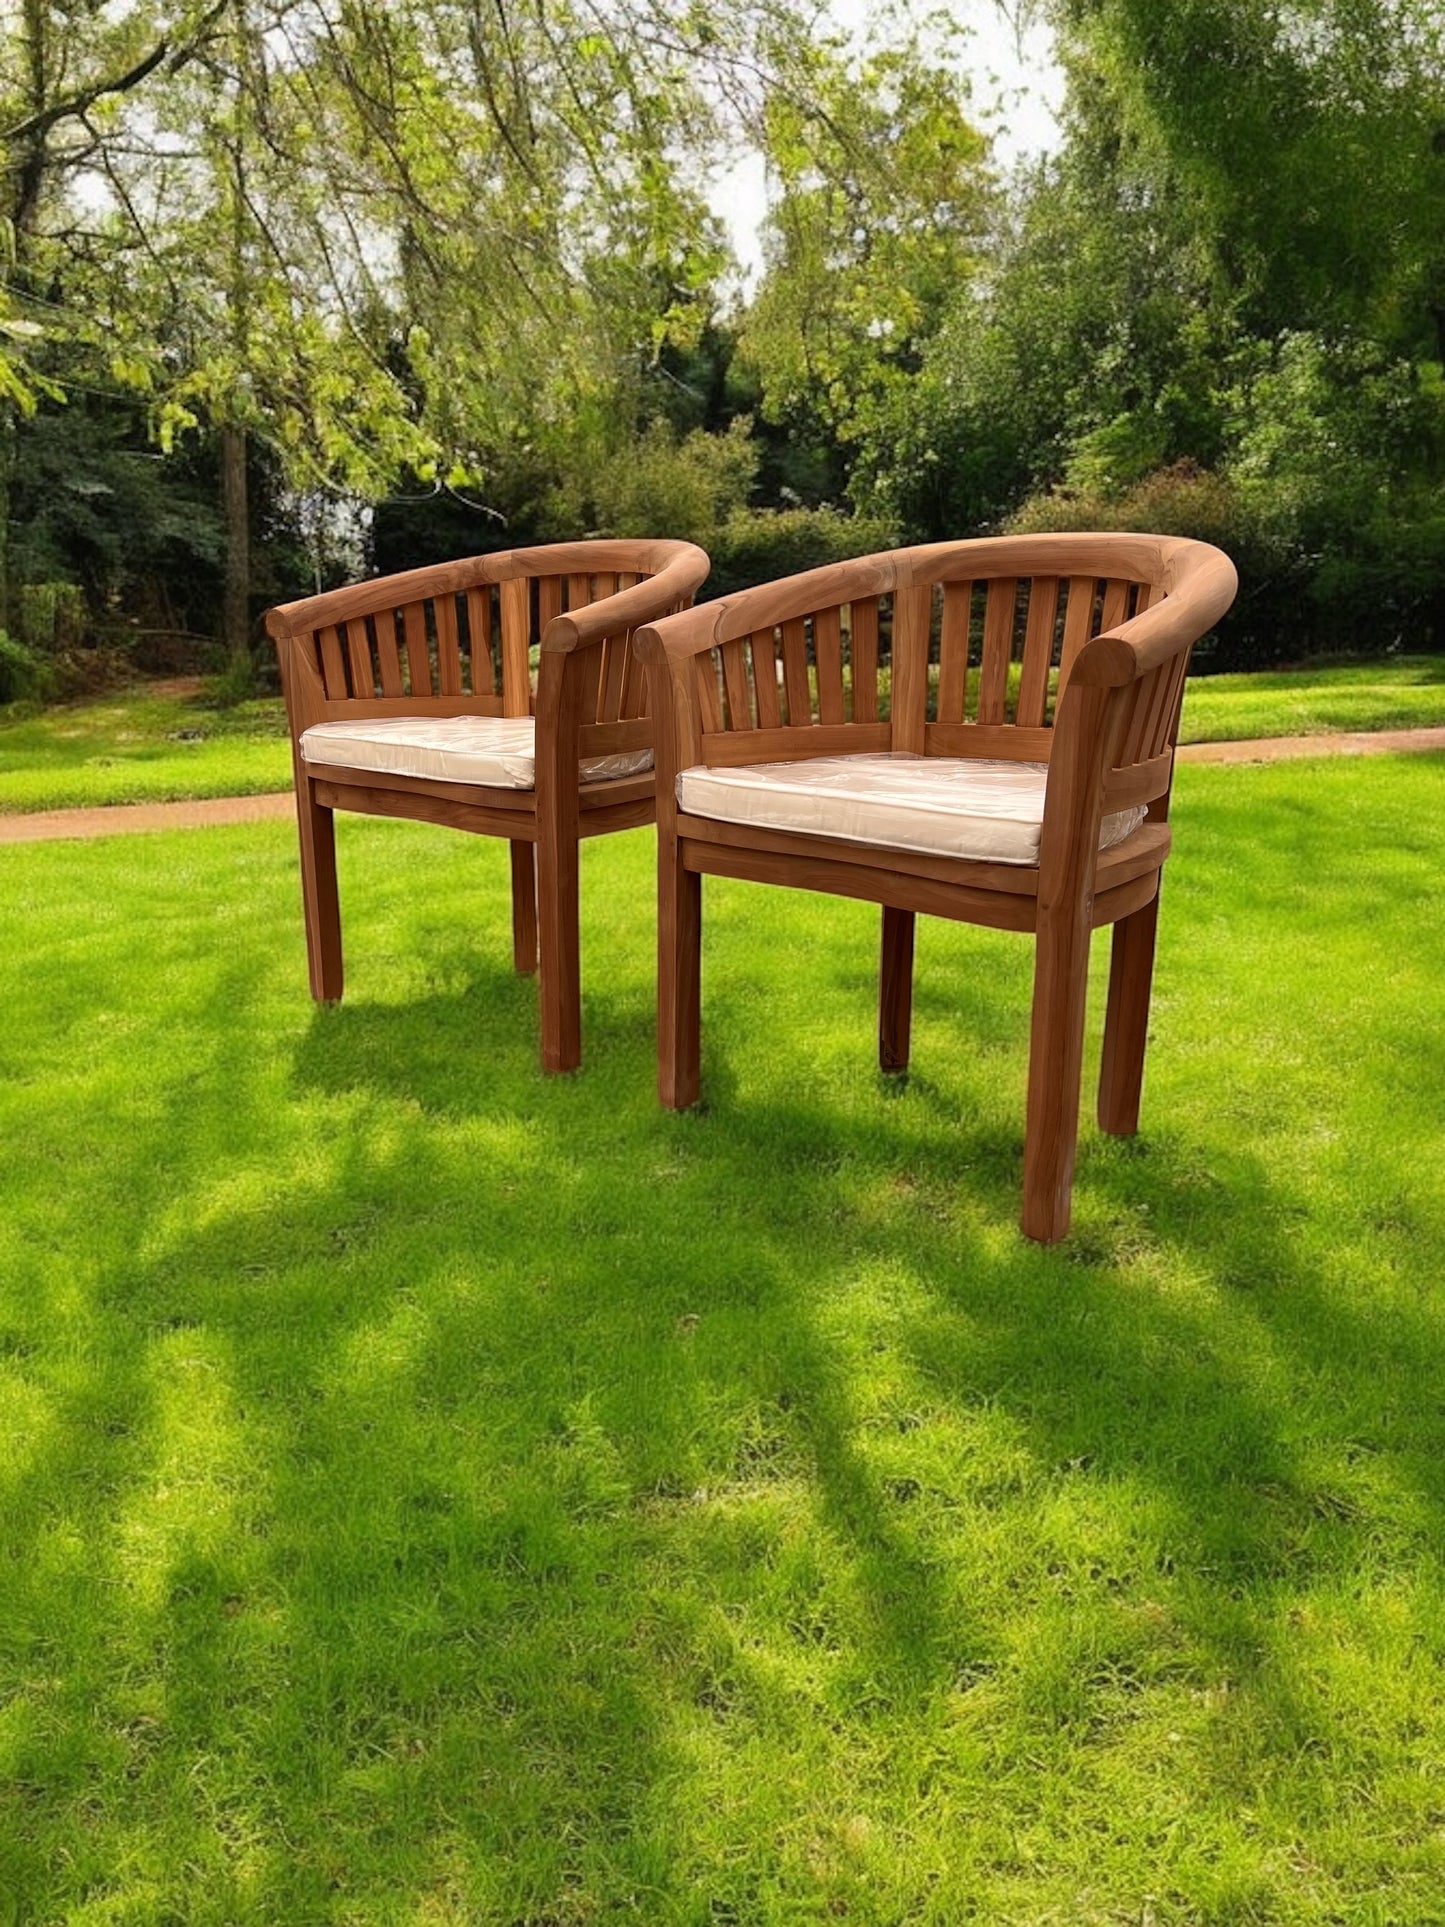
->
[536,832,580,1074]
[879,905,915,1072]
[1098,889,1161,1137]
[1021,905,1092,1243]
[296,780,342,1003]
[510,840,538,975]
[659,845,701,1109]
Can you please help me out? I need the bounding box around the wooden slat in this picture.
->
[720,638,752,730]
[977,578,1017,725]
[313,779,536,840]
[889,586,932,754]
[1016,578,1059,728]
[373,608,404,697]
[751,629,781,729]
[701,721,893,768]
[466,586,495,696]
[500,577,532,717]
[402,602,431,696]
[1134,579,1156,617]
[680,837,1040,934]
[678,808,1169,900]
[598,631,628,723]
[568,572,593,613]
[1057,577,1098,699]
[317,625,349,699]
[694,652,725,734]
[813,606,845,725]
[619,637,647,719]
[435,593,463,698]
[1120,667,1160,767]
[781,617,811,727]
[345,618,375,697]
[1101,577,1131,634]
[936,580,971,725]
[538,575,564,631]
[313,694,504,721]
[1149,650,1191,758]
[925,722,1055,762]
[849,599,879,723]
[578,718,652,756]
[1103,751,1173,811]
[677,808,1170,900]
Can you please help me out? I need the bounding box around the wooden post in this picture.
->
[658,845,701,1109]
[1097,888,1160,1136]
[510,841,538,975]
[879,905,914,1072]
[1021,679,1118,1242]
[536,648,586,1072]
[296,778,343,1002]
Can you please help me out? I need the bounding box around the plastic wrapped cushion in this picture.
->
[676,752,1146,867]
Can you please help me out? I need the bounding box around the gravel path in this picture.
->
[2,725,1442,846]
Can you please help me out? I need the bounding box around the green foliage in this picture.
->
[1008,463,1294,667]
[708,505,897,599]
[550,418,759,548]
[740,33,992,495]
[0,628,54,703]
[1045,0,1445,353]
[866,2,1445,666]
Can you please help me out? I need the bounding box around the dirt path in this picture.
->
[0,791,294,844]
[1,725,1442,846]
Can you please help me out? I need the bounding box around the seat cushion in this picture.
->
[676,753,1146,867]
[300,714,652,790]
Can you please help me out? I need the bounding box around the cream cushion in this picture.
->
[676,753,1146,867]
[300,714,652,789]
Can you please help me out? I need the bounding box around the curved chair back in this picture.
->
[637,531,1237,873]
[266,539,709,742]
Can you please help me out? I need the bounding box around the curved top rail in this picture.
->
[265,537,708,643]
[635,532,1234,676]
[539,543,710,652]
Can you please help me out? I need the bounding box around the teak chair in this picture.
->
[635,533,1238,1242]
[266,539,709,1070]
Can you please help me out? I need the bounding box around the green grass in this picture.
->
[1177,656,1445,744]
[0,687,290,812]
[3,754,1444,1923]
[2,657,1442,815]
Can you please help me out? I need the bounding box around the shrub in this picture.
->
[706,505,897,599]
[1005,460,1444,672]
[0,631,57,704]
[550,419,759,549]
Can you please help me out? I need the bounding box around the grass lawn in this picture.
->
[0,688,290,812]
[3,753,1444,1923]
[1177,655,1445,744]
[0,657,1442,814]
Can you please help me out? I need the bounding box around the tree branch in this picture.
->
[0,0,229,148]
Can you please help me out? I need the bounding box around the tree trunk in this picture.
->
[0,408,13,637]
[220,423,250,670]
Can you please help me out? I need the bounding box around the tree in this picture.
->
[4,0,849,666]
[739,31,993,501]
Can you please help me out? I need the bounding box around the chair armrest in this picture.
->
[1069,544,1238,687]
[539,544,710,653]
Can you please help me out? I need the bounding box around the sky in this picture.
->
[713,0,1066,288]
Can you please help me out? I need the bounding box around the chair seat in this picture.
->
[676,753,1147,867]
[300,714,653,790]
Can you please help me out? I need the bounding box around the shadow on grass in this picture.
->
[7,854,1445,1919]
